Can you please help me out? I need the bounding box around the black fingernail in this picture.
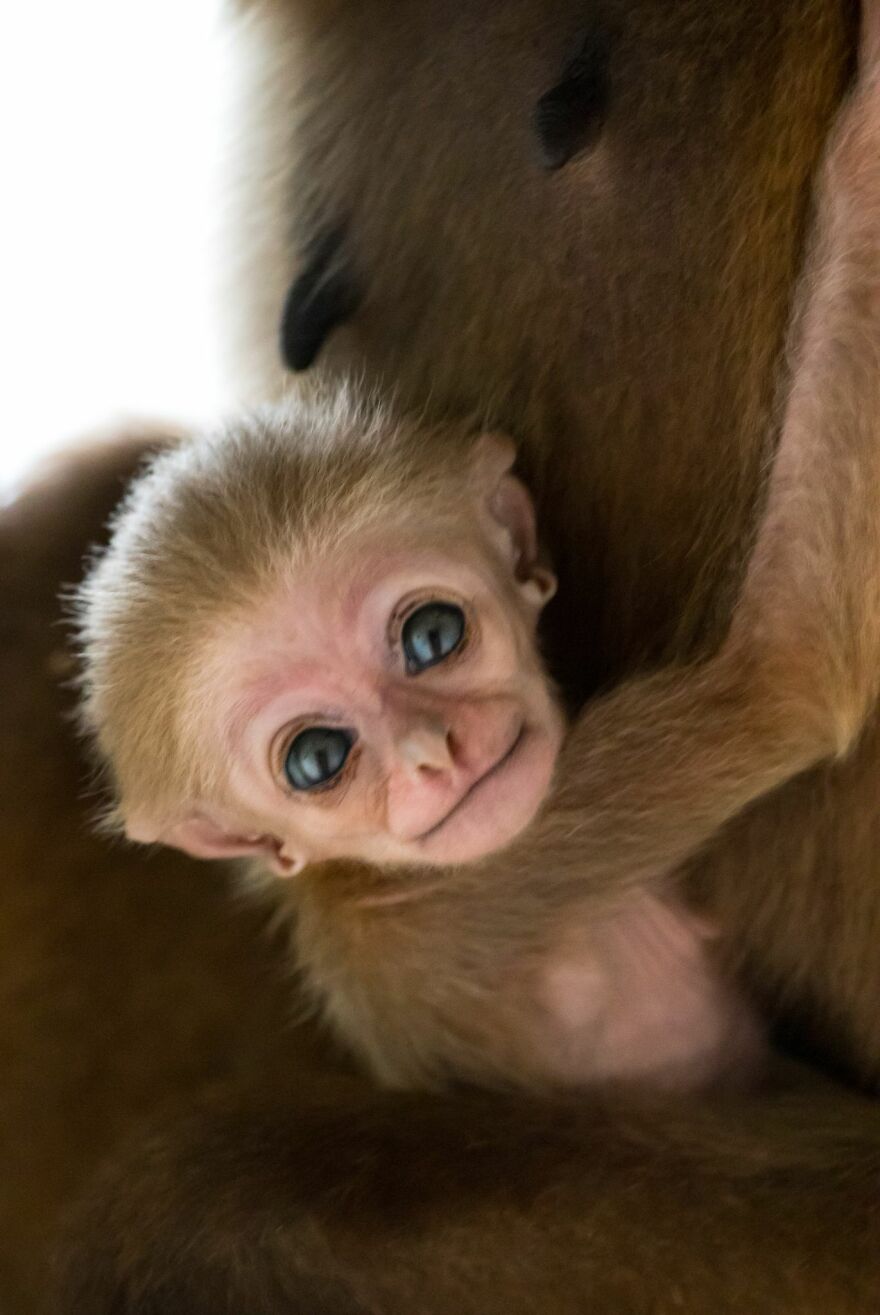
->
[534,30,611,171]
[280,225,362,371]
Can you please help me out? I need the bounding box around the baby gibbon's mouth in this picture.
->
[415,723,526,845]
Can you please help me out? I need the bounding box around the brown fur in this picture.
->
[7,0,880,1309]
[224,0,880,1090]
[0,436,342,1312]
[56,1078,880,1315]
[230,0,853,682]
[76,403,758,1093]
[2,440,877,1312]
[75,1,880,1101]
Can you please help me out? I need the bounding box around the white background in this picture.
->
[0,0,230,499]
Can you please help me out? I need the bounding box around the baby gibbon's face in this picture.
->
[204,533,564,871]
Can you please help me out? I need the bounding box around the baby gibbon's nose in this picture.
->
[395,717,456,776]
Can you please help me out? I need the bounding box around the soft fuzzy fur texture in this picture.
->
[221,0,880,1090]
[3,440,878,1315]
[38,0,880,1309]
[76,0,880,1099]
[75,393,486,828]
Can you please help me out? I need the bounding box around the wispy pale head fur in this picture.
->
[75,387,485,832]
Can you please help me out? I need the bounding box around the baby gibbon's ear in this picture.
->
[472,433,557,609]
[125,811,304,877]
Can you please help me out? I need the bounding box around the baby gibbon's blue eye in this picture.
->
[284,727,354,791]
[402,602,466,673]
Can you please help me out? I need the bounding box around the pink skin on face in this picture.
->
[212,536,565,870]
